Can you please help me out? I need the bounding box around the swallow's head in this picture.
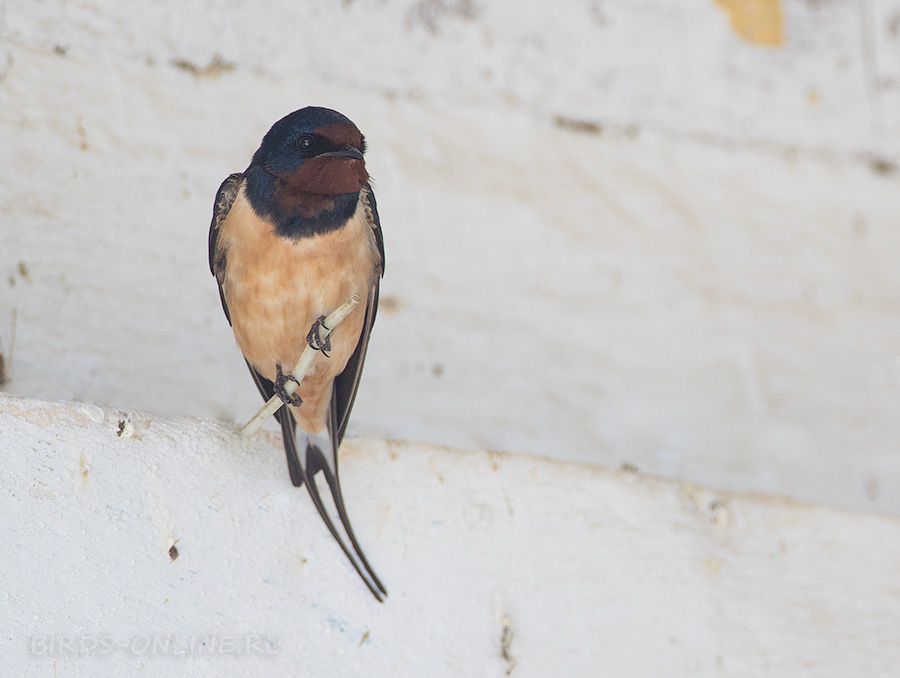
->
[250,107,369,196]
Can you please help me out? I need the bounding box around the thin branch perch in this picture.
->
[239,294,361,438]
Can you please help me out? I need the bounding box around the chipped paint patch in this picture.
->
[714,0,783,47]
[76,451,90,491]
[497,611,516,675]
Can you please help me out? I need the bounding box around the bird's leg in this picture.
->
[274,364,303,406]
[306,315,332,358]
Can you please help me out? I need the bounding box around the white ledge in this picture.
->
[1,393,898,676]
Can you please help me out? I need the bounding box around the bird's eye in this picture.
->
[297,134,316,152]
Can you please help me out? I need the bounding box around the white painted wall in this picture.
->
[5,0,899,155]
[2,0,898,516]
[3,394,900,676]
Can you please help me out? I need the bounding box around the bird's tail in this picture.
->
[299,429,388,602]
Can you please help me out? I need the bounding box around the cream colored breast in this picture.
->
[219,187,379,381]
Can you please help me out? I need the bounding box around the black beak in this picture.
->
[319,147,364,161]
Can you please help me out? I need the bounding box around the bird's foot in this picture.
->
[306,315,332,357]
[274,364,303,406]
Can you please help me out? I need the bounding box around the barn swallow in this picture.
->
[208,107,386,601]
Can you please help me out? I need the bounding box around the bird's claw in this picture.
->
[274,364,303,406]
[306,315,332,357]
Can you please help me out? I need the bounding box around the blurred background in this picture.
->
[1,0,898,515]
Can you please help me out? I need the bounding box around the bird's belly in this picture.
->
[220,193,377,430]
